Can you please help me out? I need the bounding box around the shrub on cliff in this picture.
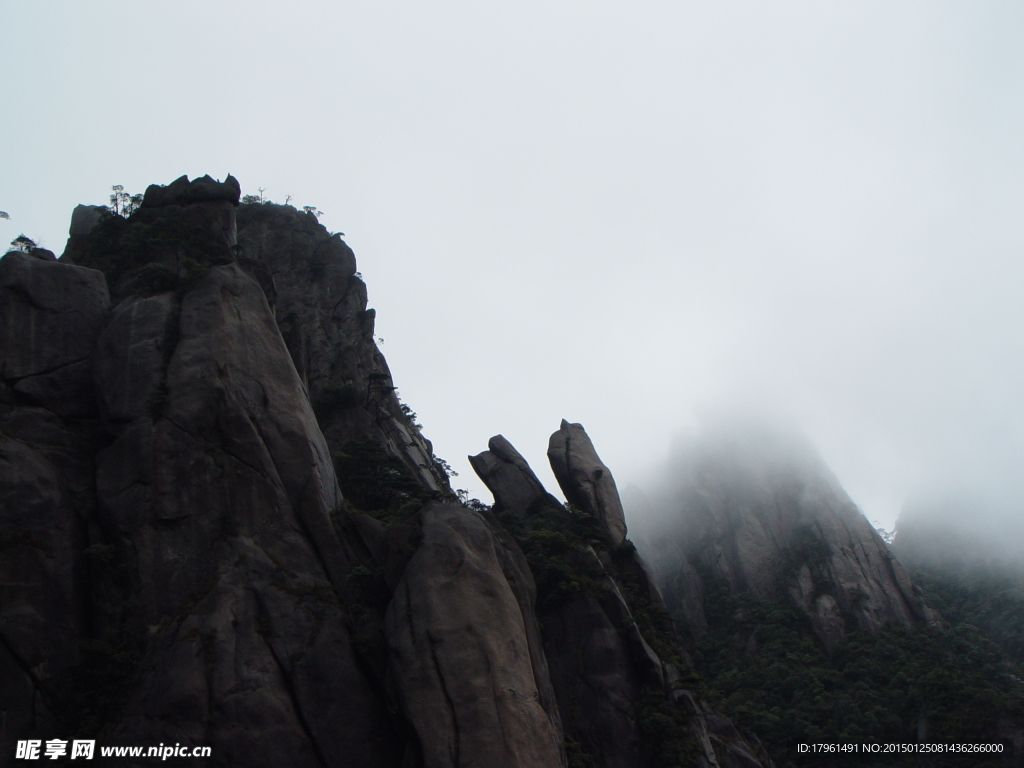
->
[333,437,433,520]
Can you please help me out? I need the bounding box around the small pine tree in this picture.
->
[8,234,36,253]
[108,185,143,218]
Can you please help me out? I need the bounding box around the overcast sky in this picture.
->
[3,2,1023,530]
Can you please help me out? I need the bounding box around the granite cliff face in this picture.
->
[471,426,773,768]
[0,176,771,767]
[632,426,936,650]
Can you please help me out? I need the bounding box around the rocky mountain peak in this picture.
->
[141,174,241,208]
[1,176,774,768]
[637,426,937,649]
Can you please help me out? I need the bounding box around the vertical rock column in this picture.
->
[547,420,628,546]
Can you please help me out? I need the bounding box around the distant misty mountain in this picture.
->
[627,422,1024,764]
[630,422,935,650]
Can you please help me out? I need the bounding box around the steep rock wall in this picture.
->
[235,203,448,493]
[384,501,565,768]
[0,176,555,767]
[0,252,109,752]
[636,428,936,650]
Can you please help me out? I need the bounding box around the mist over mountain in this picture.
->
[893,495,1024,674]
[894,493,1024,571]
[627,414,934,649]
[624,415,1024,764]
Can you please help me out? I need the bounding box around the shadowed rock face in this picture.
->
[0,176,775,768]
[0,177,461,767]
[140,174,241,208]
[637,428,936,649]
[0,253,109,751]
[86,260,405,766]
[236,203,448,493]
[385,502,565,768]
[0,252,110,418]
[0,177,585,768]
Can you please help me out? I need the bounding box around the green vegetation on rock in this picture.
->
[686,570,1024,768]
[494,500,702,767]
[333,437,434,523]
[909,561,1024,667]
[494,500,607,613]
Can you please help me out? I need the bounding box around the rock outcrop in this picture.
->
[0,251,110,417]
[548,420,629,546]
[7,175,752,768]
[235,202,448,493]
[635,426,936,650]
[468,435,561,518]
[0,176,502,767]
[140,174,241,208]
[471,427,773,768]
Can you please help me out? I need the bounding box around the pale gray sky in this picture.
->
[3,2,1023,530]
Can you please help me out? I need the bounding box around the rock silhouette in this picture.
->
[0,176,772,767]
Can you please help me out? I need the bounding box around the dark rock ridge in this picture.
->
[0,175,772,768]
[470,427,773,768]
[633,426,937,650]
[1,175,777,768]
[140,174,242,208]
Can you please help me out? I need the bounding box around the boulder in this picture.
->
[469,435,561,517]
[29,248,56,261]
